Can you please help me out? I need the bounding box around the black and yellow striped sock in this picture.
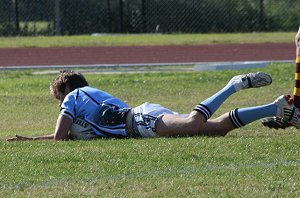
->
[294,56,300,108]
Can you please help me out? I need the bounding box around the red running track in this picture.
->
[0,43,294,67]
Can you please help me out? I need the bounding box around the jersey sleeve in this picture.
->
[60,93,77,121]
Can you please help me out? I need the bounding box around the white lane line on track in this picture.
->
[0,60,293,71]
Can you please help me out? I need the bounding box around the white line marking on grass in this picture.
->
[99,159,300,180]
[193,159,300,172]
[5,160,299,189]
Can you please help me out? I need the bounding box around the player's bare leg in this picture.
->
[156,104,275,137]
[294,25,300,107]
[156,111,206,137]
[156,112,234,137]
[156,72,273,137]
[199,114,235,136]
[156,95,300,137]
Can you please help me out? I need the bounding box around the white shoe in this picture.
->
[273,95,300,128]
[229,72,272,91]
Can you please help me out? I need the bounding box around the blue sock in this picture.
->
[194,83,236,120]
[229,103,277,128]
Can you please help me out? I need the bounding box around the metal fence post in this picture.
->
[13,0,20,34]
[107,0,112,33]
[259,0,265,30]
[141,0,146,33]
[54,0,61,35]
[119,0,124,32]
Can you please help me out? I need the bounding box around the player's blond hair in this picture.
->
[50,70,89,97]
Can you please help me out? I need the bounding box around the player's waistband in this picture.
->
[125,109,142,138]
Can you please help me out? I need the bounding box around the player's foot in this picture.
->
[273,95,300,128]
[261,116,292,129]
[229,72,272,91]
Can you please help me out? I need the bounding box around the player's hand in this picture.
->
[295,25,300,47]
[6,135,34,141]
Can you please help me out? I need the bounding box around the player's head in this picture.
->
[50,70,89,104]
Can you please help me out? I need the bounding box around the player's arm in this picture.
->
[7,115,72,141]
[6,134,55,141]
[53,114,73,140]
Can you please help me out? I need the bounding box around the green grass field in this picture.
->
[0,32,295,48]
[1,64,300,197]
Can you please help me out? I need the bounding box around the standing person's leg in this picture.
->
[155,72,273,137]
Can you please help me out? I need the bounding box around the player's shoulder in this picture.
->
[67,86,97,96]
[70,86,112,102]
[63,86,92,101]
[78,86,105,94]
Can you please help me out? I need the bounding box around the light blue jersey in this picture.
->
[60,86,129,138]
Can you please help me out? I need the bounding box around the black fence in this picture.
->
[1,0,300,36]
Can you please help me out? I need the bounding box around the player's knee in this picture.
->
[185,118,203,135]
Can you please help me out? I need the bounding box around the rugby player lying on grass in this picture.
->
[8,26,300,141]
[6,69,300,141]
